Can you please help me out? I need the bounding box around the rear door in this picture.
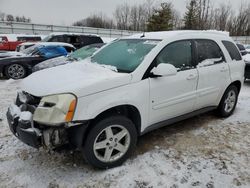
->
[194,39,231,109]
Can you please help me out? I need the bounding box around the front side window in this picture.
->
[156,40,193,70]
[222,41,242,61]
[91,39,160,73]
[195,40,224,65]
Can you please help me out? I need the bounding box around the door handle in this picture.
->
[186,74,197,80]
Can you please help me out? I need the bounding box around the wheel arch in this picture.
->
[92,104,142,135]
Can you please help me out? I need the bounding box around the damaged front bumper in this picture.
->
[6,92,89,149]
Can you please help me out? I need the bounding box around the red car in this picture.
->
[0,34,42,51]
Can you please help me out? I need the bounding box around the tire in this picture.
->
[83,115,137,169]
[5,64,27,79]
[216,85,239,117]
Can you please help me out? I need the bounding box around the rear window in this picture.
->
[17,36,41,42]
[222,41,242,61]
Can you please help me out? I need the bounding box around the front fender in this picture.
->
[73,79,150,132]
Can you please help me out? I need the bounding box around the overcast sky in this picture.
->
[0,0,244,25]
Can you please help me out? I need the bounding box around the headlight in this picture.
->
[33,93,77,125]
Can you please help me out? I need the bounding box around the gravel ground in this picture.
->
[0,79,249,188]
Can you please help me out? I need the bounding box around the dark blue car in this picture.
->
[0,45,69,79]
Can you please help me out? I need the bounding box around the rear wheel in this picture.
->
[5,64,27,79]
[83,115,137,169]
[217,85,239,117]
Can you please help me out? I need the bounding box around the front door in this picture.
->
[149,40,198,125]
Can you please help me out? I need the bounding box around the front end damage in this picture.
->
[6,91,88,149]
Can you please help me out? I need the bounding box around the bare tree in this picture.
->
[114,3,130,30]
[0,12,5,21]
[73,13,114,29]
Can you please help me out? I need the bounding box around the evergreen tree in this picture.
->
[147,3,174,31]
[183,0,198,29]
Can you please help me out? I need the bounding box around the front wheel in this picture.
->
[83,115,137,169]
[5,64,27,79]
[216,85,239,117]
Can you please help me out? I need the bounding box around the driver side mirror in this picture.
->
[150,63,177,77]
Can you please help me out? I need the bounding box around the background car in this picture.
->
[16,42,76,53]
[0,44,69,79]
[245,45,250,54]
[32,43,105,72]
[0,34,42,51]
[17,33,104,51]
[244,53,250,80]
[236,43,247,56]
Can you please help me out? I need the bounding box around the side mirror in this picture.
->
[151,63,177,77]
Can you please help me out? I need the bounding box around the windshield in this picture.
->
[22,45,39,55]
[69,44,101,60]
[91,39,160,73]
[42,35,52,42]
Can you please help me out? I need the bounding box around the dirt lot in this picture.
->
[0,79,249,188]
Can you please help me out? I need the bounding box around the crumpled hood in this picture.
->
[21,61,132,97]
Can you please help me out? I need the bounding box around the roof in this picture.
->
[127,30,230,40]
[19,42,75,48]
[49,32,100,37]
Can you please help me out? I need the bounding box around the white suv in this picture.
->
[7,31,245,168]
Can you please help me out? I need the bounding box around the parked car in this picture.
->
[243,54,250,80]
[16,42,76,53]
[6,31,245,169]
[245,45,250,54]
[4,42,75,59]
[32,43,105,72]
[0,34,42,51]
[17,33,104,51]
[236,43,248,56]
[0,44,69,79]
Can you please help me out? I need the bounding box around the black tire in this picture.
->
[4,64,27,79]
[83,115,137,169]
[216,85,239,117]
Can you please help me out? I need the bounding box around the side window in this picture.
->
[81,36,103,46]
[195,40,224,65]
[50,35,64,42]
[156,40,193,70]
[222,41,242,61]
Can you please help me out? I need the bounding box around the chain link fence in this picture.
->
[0,21,140,38]
[0,21,249,44]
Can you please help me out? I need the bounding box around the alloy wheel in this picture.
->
[93,125,131,163]
[224,90,236,113]
[7,64,25,79]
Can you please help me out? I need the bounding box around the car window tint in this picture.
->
[50,35,64,42]
[236,44,245,51]
[195,40,223,64]
[81,36,103,45]
[156,40,193,70]
[222,41,242,61]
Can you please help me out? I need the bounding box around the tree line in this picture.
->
[0,12,31,23]
[73,0,250,36]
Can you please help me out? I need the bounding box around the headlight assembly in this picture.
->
[33,93,77,125]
